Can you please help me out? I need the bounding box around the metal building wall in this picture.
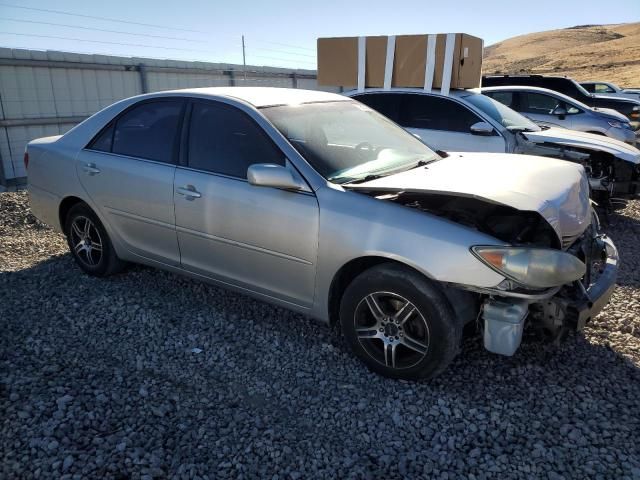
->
[0,48,324,188]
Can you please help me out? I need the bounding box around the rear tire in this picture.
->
[339,263,461,380]
[64,203,125,277]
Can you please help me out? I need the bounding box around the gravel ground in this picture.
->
[1,190,639,480]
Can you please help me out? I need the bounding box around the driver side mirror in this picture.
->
[552,106,567,119]
[470,121,495,136]
[247,164,304,191]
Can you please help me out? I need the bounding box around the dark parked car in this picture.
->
[482,75,640,128]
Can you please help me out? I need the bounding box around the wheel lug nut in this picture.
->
[379,328,384,332]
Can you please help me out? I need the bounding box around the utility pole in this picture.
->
[242,35,246,81]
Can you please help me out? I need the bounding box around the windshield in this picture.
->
[463,93,541,132]
[261,100,439,184]
[571,79,595,97]
[548,90,593,111]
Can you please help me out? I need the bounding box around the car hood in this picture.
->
[522,127,640,164]
[347,152,592,242]
[591,107,630,123]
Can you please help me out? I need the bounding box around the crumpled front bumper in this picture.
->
[481,234,619,356]
[571,234,618,330]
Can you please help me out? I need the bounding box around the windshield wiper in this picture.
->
[342,174,385,185]
[506,126,538,133]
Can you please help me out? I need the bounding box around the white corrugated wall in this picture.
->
[0,48,328,188]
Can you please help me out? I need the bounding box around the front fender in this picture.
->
[311,186,506,322]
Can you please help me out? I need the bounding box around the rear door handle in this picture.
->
[83,163,101,175]
[176,185,201,200]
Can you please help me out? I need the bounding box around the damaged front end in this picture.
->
[356,186,618,357]
[515,133,640,205]
[394,192,618,356]
[476,219,618,356]
[348,153,618,356]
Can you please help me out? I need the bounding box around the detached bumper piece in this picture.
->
[528,234,619,339]
[570,235,618,329]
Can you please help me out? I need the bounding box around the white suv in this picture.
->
[346,88,640,201]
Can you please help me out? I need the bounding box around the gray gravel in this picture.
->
[1,190,639,479]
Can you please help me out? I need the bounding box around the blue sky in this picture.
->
[0,0,638,69]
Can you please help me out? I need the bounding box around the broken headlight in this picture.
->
[471,246,586,288]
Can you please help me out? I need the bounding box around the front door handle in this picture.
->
[83,163,101,176]
[176,185,201,200]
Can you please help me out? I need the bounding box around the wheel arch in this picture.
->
[327,256,431,327]
[327,255,480,328]
[58,195,88,232]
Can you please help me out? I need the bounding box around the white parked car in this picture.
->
[580,81,640,101]
[481,85,636,145]
[347,88,640,202]
[26,87,618,380]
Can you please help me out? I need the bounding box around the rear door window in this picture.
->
[112,100,184,163]
[187,101,284,178]
[399,95,481,132]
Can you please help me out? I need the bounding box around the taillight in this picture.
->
[23,151,29,170]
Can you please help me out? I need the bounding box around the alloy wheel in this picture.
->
[70,215,103,267]
[354,291,430,370]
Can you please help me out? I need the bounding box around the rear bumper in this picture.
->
[28,184,63,232]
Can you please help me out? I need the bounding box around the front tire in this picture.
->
[64,203,125,277]
[340,263,461,380]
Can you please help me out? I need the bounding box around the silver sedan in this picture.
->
[482,85,637,145]
[26,87,618,380]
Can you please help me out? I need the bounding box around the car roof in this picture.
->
[144,87,349,108]
[482,74,570,80]
[344,87,473,98]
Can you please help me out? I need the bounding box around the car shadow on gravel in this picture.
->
[2,246,640,478]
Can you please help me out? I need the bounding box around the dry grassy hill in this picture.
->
[483,23,640,88]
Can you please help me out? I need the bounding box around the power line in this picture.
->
[0,32,212,53]
[0,18,204,43]
[0,2,205,33]
[0,5,318,57]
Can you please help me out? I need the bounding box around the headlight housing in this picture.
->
[471,246,586,289]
